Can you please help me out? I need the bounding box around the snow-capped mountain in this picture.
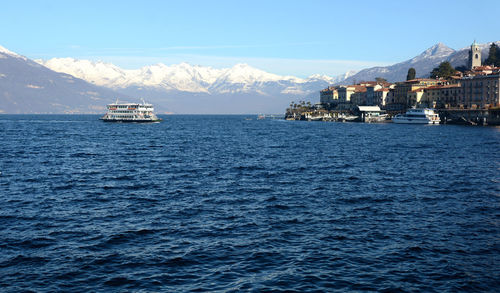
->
[38,58,219,92]
[339,41,500,84]
[0,44,340,113]
[409,42,456,63]
[340,43,457,84]
[37,58,331,95]
[0,46,127,113]
[35,57,338,113]
[0,47,344,113]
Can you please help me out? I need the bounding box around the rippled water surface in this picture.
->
[1,115,499,292]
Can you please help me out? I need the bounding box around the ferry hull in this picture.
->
[100,118,162,123]
[392,119,439,124]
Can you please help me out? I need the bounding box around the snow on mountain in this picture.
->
[34,53,403,112]
[37,58,220,93]
[0,45,27,60]
[38,57,128,87]
[340,43,457,84]
[300,71,357,86]
[409,42,455,63]
[135,63,211,93]
[37,58,331,96]
[26,53,337,113]
[216,63,283,84]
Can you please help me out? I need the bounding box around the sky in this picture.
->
[1,0,500,78]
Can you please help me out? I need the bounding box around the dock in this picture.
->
[439,108,500,125]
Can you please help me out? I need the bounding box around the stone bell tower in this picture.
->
[468,40,481,70]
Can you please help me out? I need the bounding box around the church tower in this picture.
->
[468,40,481,70]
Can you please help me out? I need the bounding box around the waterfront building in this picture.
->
[329,85,364,110]
[319,81,392,110]
[365,84,392,106]
[337,85,356,103]
[365,84,381,105]
[422,86,443,107]
[389,78,441,111]
[375,88,391,106]
[417,84,461,108]
[459,74,500,108]
[408,88,425,107]
[436,84,462,108]
[350,87,368,105]
[319,86,339,105]
[468,40,482,70]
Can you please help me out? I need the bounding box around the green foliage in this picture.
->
[406,68,416,80]
[430,61,456,79]
[484,43,500,67]
[375,77,387,83]
[288,100,313,111]
[455,65,468,72]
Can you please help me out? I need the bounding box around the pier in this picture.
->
[439,108,500,125]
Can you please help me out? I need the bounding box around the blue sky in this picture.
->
[1,0,500,77]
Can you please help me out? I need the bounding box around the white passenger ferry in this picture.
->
[101,99,162,123]
[392,108,440,124]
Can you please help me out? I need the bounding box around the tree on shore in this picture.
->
[430,62,456,79]
[406,68,416,80]
[288,100,314,111]
[484,43,500,67]
[455,65,468,73]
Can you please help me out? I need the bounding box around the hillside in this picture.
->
[0,46,127,113]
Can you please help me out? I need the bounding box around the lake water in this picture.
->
[0,115,499,292]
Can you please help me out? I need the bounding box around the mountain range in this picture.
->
[1,41,498,114]
[341,41,500,85]
[33,58,343,113]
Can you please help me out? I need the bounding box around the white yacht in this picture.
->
[101,99,162,123]
[392,108,440,124]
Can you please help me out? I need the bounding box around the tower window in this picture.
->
[475,54,479,59]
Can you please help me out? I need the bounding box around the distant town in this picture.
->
[286,41,500,125]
